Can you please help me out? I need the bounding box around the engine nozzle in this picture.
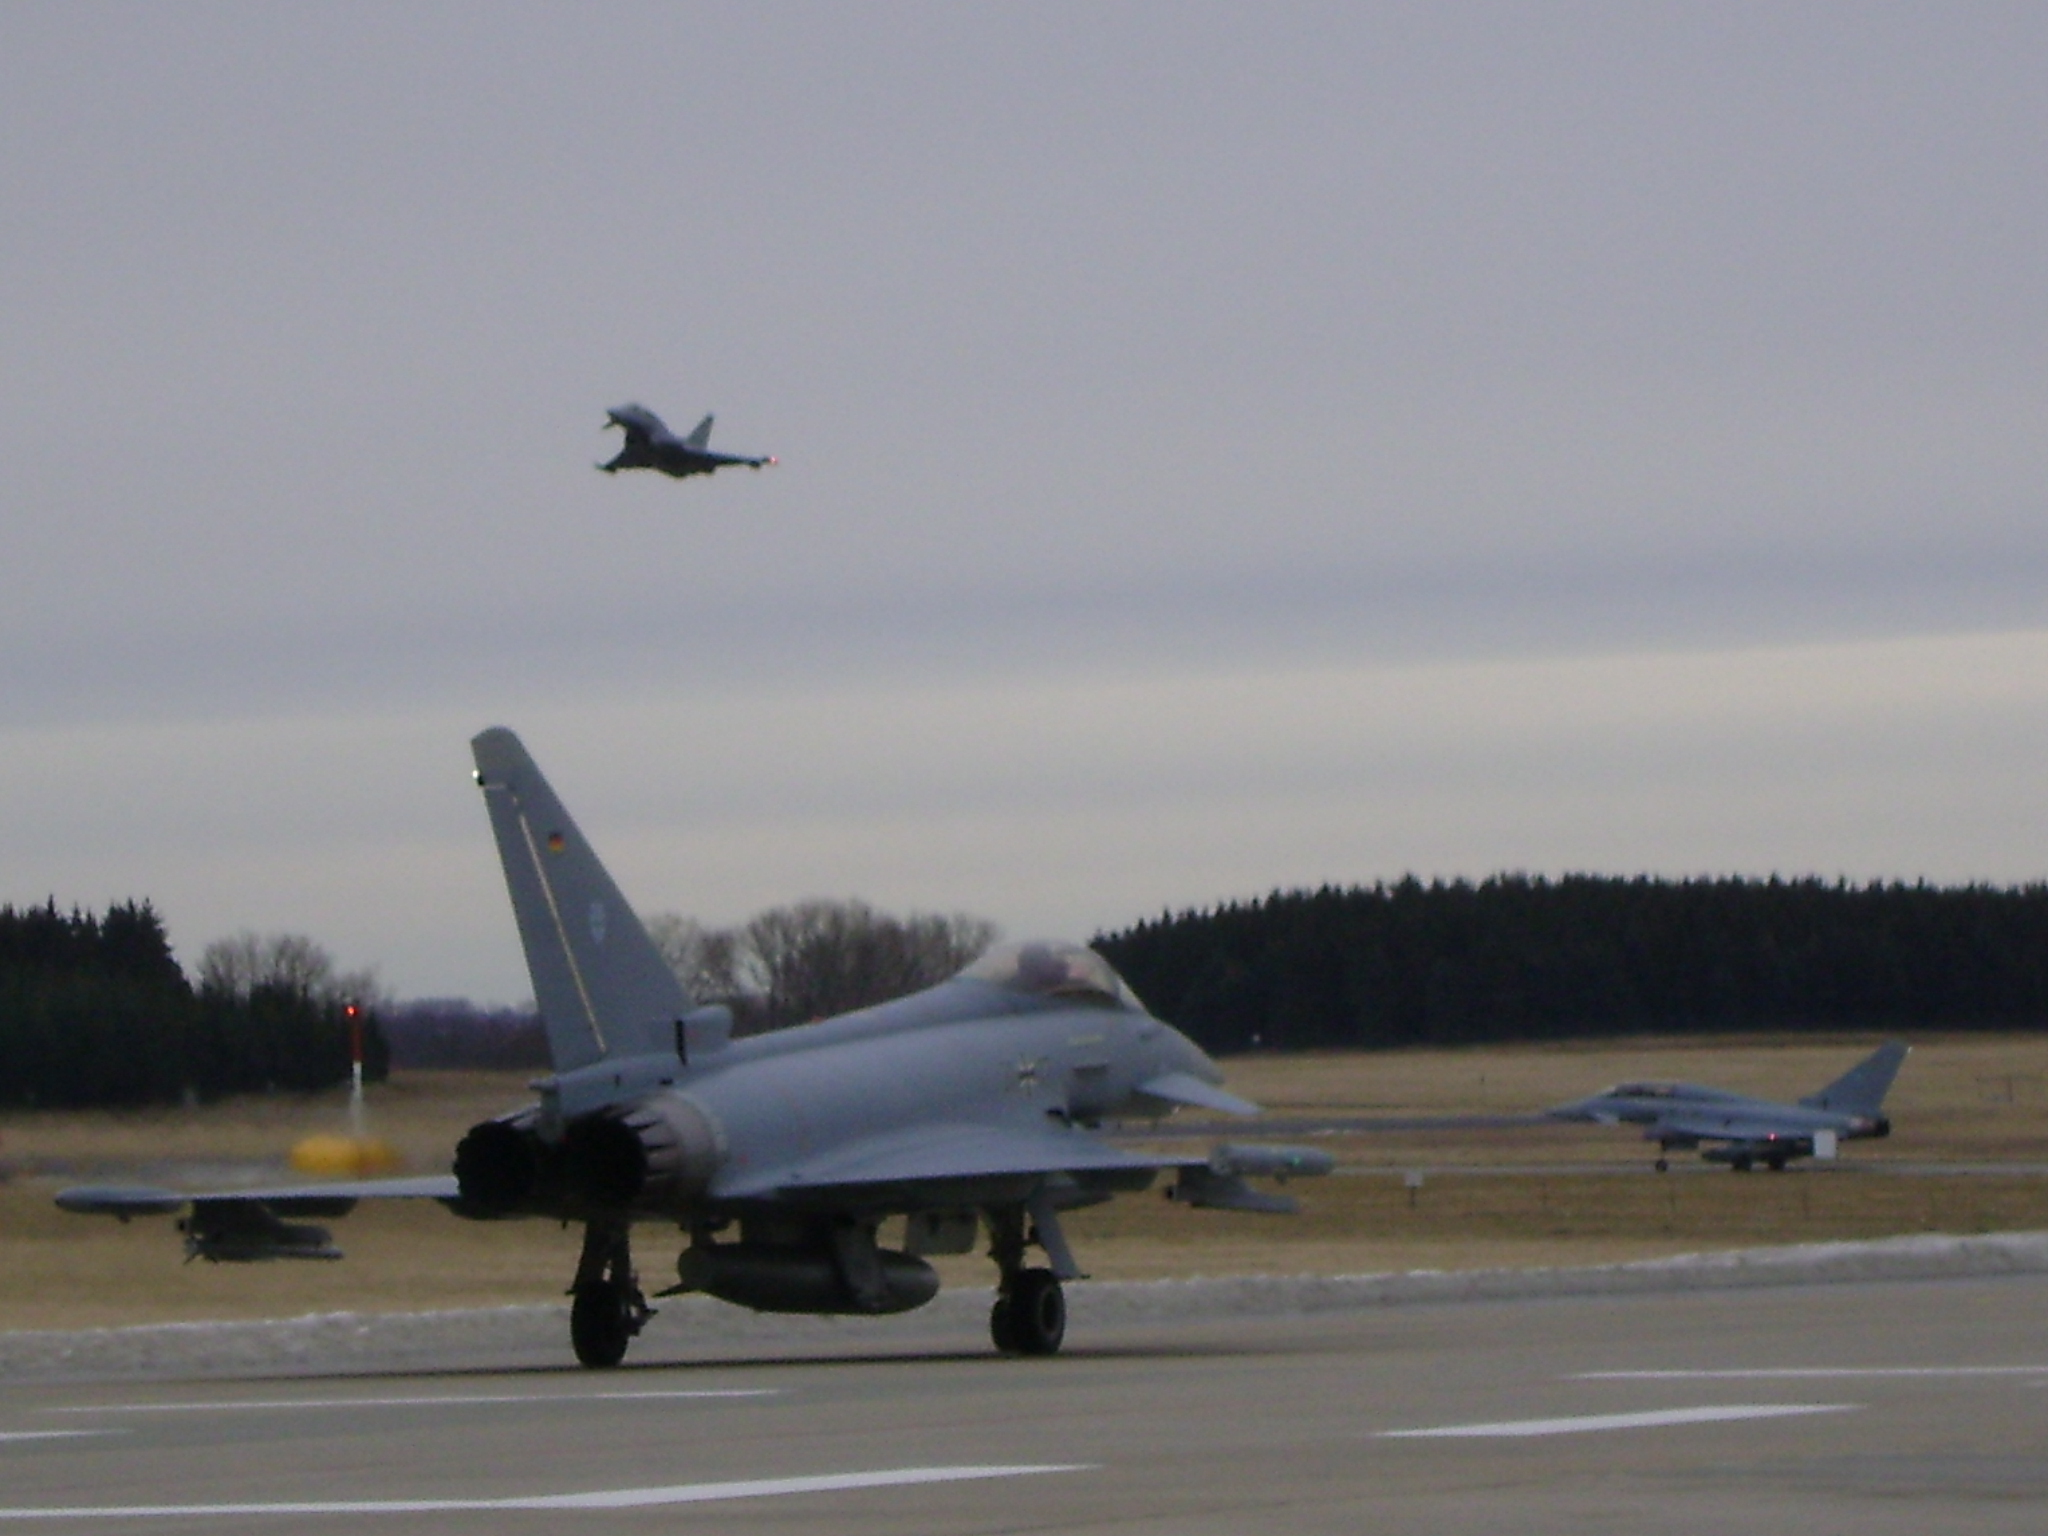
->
[559,1091,724,1213]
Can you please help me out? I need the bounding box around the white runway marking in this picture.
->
[0,1433,114,1445]
[49,1388,775,1415]
[0,1465,1087,1521]
[1380,1403,1856,1439]
[1578,1366,2048,1380]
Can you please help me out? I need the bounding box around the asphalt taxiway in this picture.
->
[4,1268,2046,1534]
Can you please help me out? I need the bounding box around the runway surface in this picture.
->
[4,1270,2046,1534]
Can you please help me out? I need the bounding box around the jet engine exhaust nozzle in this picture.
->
[453,1115,546,1216]
[559,1091,724,1212]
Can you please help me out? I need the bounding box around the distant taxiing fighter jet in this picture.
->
[58,730,1329,1368]
[598,403,775,478]
[1548,1041,1909,1171]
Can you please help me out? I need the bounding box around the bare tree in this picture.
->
[643,913,744,1002]
[644,901,998,1030]
[196,931,386,1008]
[745,899,998,1027]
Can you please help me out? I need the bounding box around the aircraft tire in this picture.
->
[1008,1268,1066,1357]
[989,1294,1021,1354]
[1654,1157,1669,1173]
[570,1281,632,1369]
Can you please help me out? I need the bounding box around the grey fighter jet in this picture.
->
[57,729,1328,1368]
[598,403,776,477]
[1547,1041,1909,1172]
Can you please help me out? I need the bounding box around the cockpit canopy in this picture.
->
[1609,1082,1680,1098]
[958,940,1143,1011]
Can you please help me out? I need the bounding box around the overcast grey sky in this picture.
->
[5,3,2046,1002]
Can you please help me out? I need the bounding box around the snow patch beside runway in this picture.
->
[6,1230,2045,1382]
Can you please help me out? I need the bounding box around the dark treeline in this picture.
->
[1094,877,2048,1056]
[380,999,548,1070]
[0,901,387,1108]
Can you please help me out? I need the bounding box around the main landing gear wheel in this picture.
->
[570,1281,635,1369]
[1654,1157,1669,1173]
[567,1223,650,1369]
[992,1268,1065,1357]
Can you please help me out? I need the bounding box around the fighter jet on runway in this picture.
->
[598,404,775,477]
[1547,1041,1909,1172]
[58,730,1328,1368]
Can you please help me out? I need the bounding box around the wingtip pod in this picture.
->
[55,1186,187,1219]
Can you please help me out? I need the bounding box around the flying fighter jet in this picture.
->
[597,403,775,477]
[1547,1041,1909,1172]
[57,729,1328,1368]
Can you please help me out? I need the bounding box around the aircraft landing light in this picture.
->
[1378,1403,1856,1438]
[0,1464,1093,1521]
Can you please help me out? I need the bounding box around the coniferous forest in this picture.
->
[0,901,386,1108]
[13,879,2048,1104]
[1094,877,2048,1057]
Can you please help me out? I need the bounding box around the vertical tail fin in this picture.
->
[1799,1041,1910,1116]
[470,728,689,1071]
[683,414,714,450]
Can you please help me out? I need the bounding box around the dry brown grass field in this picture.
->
[4,1035,2046,1332]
